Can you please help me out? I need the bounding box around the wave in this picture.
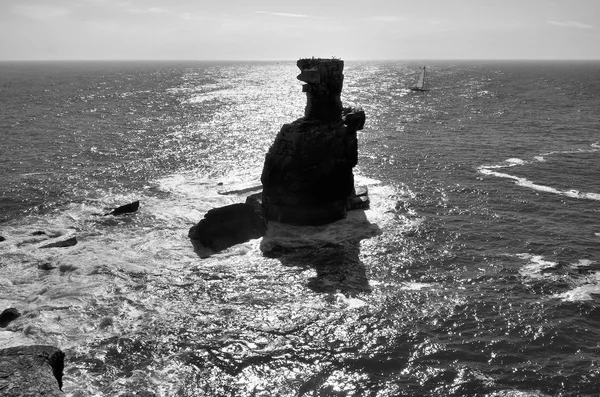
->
[0,169,404,349]
[478,143,600,201]
[517,253,600,301]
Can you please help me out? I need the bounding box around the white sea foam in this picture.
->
[400,282,435,291]
[574,259,596,267]
[553,279,600,301]
[478,151,600,201]
[334,293,368,309]
[260,178,396,253]
[487,390,551,397]
[186,93,221,104]
[0,170,403,349]
[516,253,559,280]
[517,254,600,301]
[505,158,526,165]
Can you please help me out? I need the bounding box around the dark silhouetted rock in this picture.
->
[347,185,370,211]
[188,202,267,252]
[0,345,64,396]
[0,308,21,328]
[58,263,78,273]
[39,236,77,249]
[0,236,5,242]
[189,57,368,253]
[575,262,600,274]
[343,106,366,131]
[297,58,344,122]
[260,58,367,226]
[245,192,263,212]
[261,119,357,225]
[106,200,140,216]
[38,262,57,271]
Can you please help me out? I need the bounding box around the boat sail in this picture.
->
[410,66,429,92]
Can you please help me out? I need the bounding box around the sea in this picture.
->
[0,59,599,397]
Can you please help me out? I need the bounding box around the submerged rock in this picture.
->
[0,236,5,242]
[105,200,140,216]
[188,202,267,252]
[38,262,57,271]
[574,262,600,274]
[39,236,77,249]
[0,345,65,396]
[0,308,21,328]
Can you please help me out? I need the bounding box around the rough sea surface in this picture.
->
[1,60,599,396]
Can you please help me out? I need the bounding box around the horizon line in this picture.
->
[1,58,600,62]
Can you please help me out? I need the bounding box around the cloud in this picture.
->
[126,7,170,15]
[547,20,593,29]
[255,11,309,18]
[10,4,71,21]
[366,16,407,23]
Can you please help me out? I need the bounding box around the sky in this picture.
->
[0,0,599,61]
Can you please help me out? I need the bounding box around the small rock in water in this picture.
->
[38,262,57,270]
[189,202,267,253]
[0,308,21,328]
[105,200,140,216]
[0,235,5,242]
[39,236,77,249]
[575,262,600,274]
[98,317,113,329]
[23,324,38,335]
[58,263,78,273]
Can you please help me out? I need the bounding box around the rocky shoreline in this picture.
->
[0,200,140,396]
[0,345,64,396]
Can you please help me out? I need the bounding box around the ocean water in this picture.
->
[1,59,599,396]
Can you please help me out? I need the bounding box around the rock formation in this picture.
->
[188,201,267,252]
[39,236,78,249]
[260,58,366,226]
[189,57,366,253]
[105,200,140,216]
[0,308,21,328]
[0,345,65,396]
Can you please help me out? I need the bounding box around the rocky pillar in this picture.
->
[260,58,366,226]
[297,58,344,122]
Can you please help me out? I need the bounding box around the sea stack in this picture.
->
[260,58,366,225]
[189,57,366,252]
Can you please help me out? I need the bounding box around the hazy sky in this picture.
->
[1,0,599,60]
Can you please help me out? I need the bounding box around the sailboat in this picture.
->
[409,66,429,92]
